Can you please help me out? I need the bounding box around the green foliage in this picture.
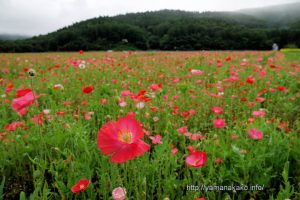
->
[0,176,5,200]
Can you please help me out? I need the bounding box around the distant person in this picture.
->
[272,43,279,51]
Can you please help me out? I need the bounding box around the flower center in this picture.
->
[118,129,133,144]
[194,159,201,166]
[80,184,85,190]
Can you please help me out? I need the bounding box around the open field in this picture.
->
[0,51,299,200]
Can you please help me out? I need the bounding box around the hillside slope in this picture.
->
[0,8,300,52]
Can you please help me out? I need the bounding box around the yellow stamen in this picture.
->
[118,129,133,144]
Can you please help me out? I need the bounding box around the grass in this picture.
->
[0,51,299,200]
[281,48,300,53]
[283,50,300,63]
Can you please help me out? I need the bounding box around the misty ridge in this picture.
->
[0,1,300,52]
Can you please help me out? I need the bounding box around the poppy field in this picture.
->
[0,51,299,200]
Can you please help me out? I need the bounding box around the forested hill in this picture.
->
[0,9,300,52]
[239,2,300,27]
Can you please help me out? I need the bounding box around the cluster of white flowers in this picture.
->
[79,60,86,69]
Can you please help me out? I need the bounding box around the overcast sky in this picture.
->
[0,0,299,36]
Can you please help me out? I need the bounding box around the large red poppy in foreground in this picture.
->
[97,115,150,163]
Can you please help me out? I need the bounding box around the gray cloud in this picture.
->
[0,0,299,36]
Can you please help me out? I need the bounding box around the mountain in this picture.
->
[0,34,30,41]
[1,6,300,52]
[237,2,300,27]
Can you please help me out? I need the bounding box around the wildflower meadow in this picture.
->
[0,51,299,200]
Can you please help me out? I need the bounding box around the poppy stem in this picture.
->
[30,78,41,135]
[30,79,37,104]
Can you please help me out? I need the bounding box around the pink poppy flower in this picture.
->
[136,102,145,109]
[213,119,226,128]
[189,109,196,115]
[185,150,207,168]
[259,69,266,79]
[248,129,264,140]
[191,69,203,75]
[212,106,223,114]
[177,126,188,134]
[112,187,126,200]
[31,114,45,125]
[189,133,205,141]
[252,110,265,118]
[121,90,131,97]
[256,97,265,102]
[84,112,93,121]
[12,89,35,115]
[248,118,255,123]
[150,83,162,91]
[229,76,239,82]
[97,115,150,163]
[184,132,192,137]
[187,146,195,152]
[119,101,127,107]
[149,134,163,144]
[171,148,179,155]
[53,84,64,90]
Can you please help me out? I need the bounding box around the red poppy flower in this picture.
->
[185,150,207,168]
[16,88,32,97]
[83,86,94,94]
[4,121,24,132]
[12,89,35,115]
[225,56,231,61]
[246,75,255,84]
[71,178,90,193]
[277,86,287,91]
[5,83,14,93]
[97,115,150,163]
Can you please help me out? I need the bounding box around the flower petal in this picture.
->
[117,115,143,140]
[109,140,150,163]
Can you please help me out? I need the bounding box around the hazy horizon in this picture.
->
[1,0,299,36]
